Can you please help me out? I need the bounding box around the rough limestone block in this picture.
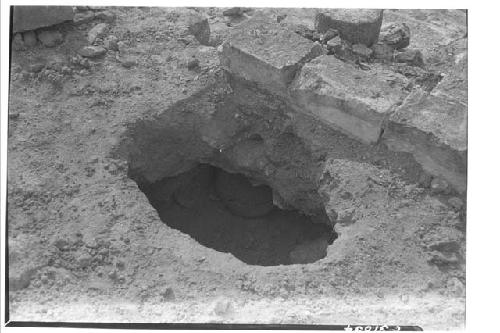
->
[384,86,467,193]
[13,6,74,33]
[315,9,384,46]
[219,14,324,96]
[290,56,408,144]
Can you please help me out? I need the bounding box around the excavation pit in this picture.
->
[135,164,336,266]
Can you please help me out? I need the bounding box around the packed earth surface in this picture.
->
[7,7,467,329]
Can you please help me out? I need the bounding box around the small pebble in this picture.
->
[120,58,136,68]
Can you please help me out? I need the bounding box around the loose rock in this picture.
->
[73,11,95,25]
[78,46,107,58]
[430,177,451,194]
[37,30,63,47]
[276,14,287,23]
[95,10,116,23]
[352,43,373,61]
[54,238,69,251]
[120,58,136,69]
[379,22,411,50]
[104,35,119,51]
[395,49,424,67]
[321,29,339,44]
[315,9,384,46]
[88,23,108,44]
[294,25,315,41]
[326,36,342,53]
[61,66,72,75]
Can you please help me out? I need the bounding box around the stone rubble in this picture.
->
[88,23,109,44]
[379,22,411,50]
[218,11,466,193]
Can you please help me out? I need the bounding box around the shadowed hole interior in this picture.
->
[134,164,336,266]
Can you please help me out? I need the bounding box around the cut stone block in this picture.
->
[384,86,467,193]
[315,9,384,46]
[290,56,408,144]
[13,6,74,33]
[219,14,324,96]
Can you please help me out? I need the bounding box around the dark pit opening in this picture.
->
[135,164,336,266]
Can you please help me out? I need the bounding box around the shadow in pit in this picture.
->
[133,164,337,266]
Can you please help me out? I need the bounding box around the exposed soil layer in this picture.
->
[136,164,336,266]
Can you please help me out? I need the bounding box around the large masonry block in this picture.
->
[290,56,408,144]
[315,9,384,46]
[219,14,324,96]
[13,6,74,33]
[384,85,467,193]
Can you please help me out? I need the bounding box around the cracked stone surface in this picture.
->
[290,56,409,143]
[220,13,324,95]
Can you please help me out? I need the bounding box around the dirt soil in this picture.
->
[7,7,466,329]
